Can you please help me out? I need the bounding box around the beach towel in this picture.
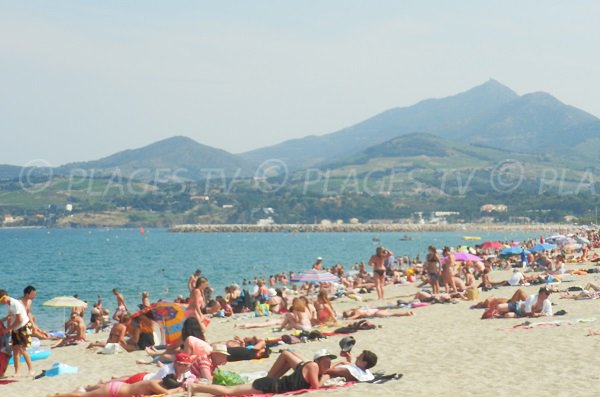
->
[226,382,355,397]
[99,343,125,354]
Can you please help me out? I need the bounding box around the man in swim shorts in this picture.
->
[0,289,34,376]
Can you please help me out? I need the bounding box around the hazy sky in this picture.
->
[1,1,599,166]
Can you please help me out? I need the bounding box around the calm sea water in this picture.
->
[0,228,543,330]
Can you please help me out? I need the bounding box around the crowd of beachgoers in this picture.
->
[1,226,599,396]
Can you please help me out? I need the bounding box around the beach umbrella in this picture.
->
[555,237,576,245]
[545,234,566,242]
[480,241,504,250]
[131,302,188,345]
[563,243,582,251]
[500,247,530,256]
[43,296,87,325]
[290,270,340,283]
[444,252,483,262]
[575,236,590,245]
[530,243,557,253]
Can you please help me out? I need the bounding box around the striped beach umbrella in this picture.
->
[290,270,340,283]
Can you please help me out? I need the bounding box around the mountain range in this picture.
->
[243,79,600,169]
[2,79,599,182]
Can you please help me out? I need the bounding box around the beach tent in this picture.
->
[131,302,187,345]
[290,270,340,283]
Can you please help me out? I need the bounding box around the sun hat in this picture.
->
[313,348,337,361]
[338,336,356,353]
[211,344,230,356]
[316,257,322,261]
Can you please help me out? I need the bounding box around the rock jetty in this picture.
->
[169,223,571,233]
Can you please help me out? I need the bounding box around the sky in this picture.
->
[1,1,599,166]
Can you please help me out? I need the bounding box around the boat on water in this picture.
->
[400,235,412,241]
[462,236,481,241]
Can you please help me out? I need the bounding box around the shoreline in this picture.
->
[169,222,576,233]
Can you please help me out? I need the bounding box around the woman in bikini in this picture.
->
[425,246,441,294]
[188,277,210,332]
[87,314,136,352]
[238,297,313,331]
[369,247,392,300]
[342,307,414,319]
[50,377,182,397]
[314,290,337,325]
[441,247,457,293]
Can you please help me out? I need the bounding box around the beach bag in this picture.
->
[254,303,270,317]
[0,352,9,377]
[281,335,302,344]
[333,326,357,334]
[0,325,11,376]
[353,320,376,330]
[308,330,326,341]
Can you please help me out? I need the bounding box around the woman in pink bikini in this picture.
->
[50,377,182,396]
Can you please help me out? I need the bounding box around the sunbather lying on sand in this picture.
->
[481,287,554,319]
[49,376,183,397]
[187,349,334,396]
[342,308,414,319]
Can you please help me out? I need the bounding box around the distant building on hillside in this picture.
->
[366,219,394,224]
[509,216,531,223]
[257,217,275,226]
[3,215,24,225]
[480,204,508,213]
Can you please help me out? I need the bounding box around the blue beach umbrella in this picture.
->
[530,243,557,253]
[500,247,531,256]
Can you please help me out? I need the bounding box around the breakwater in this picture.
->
[169,223,572,233]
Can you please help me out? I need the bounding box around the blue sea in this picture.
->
[0,228,544,330]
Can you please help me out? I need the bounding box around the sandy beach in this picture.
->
[3,260,600,397]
